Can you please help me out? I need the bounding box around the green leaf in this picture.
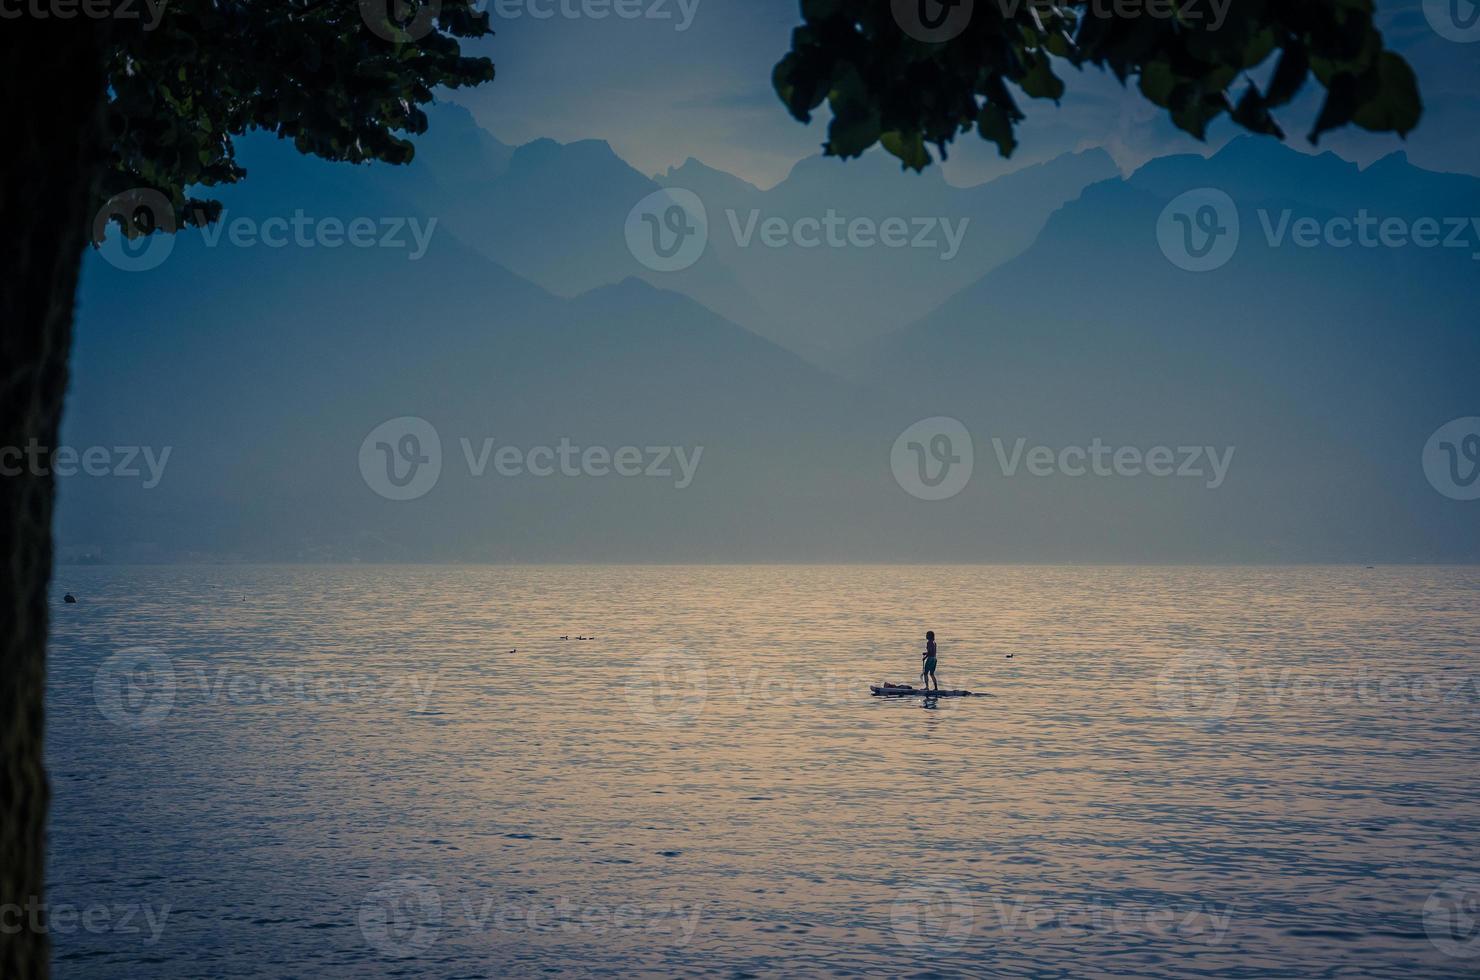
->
[1019,53,1065,102]
[828,107,882,157]
[880,130,930,171]
[825,66,880,156]
[1352,52,1422,137]
[1170,94,1228,140]
[1138,61,1177,107]
[976,102,1018,158]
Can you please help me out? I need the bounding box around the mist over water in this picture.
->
[43,563,1480,976]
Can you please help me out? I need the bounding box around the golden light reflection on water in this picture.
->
[46,565,1480,976]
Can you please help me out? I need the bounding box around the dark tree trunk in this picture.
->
[0,15,111,980]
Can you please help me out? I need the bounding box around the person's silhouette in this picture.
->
[921,631,939,691]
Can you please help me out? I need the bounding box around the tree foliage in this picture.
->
[96,0,494,239]
[773,0,1422,170]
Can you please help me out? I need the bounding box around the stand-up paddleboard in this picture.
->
[870,683,982,698]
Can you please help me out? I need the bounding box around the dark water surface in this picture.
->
[45,564,1480,977]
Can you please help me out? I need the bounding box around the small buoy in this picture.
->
[63,594,77,604]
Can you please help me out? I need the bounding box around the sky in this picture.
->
[449,0,1480,188]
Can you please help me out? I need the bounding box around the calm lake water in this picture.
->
[45,565,1480,977]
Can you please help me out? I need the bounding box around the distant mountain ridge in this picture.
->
[59,121,1480,563]
[395,104,1118,367]
[865,136,1480,561]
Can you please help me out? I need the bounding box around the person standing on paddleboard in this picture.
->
[922,631,939,691]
